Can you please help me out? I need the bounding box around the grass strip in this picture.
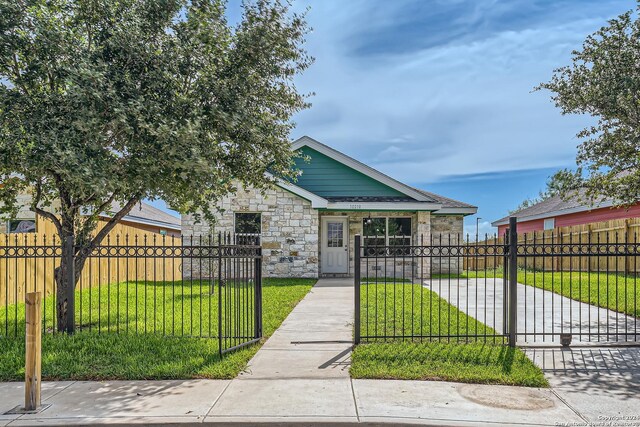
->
[353,282,546,387]
[351,341,547,387]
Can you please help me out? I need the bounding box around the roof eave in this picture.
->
[324,201,442,211]
[491,200,617,227]
[272,175,329,208]
[433,207,478,216]
[100,214,181,231]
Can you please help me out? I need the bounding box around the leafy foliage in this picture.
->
[0,0,311,244]
[536,3,640,206]
[0,0,311,331]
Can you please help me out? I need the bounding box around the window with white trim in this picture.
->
[362,217,412,256]
[327,221,344,247]
[543,218,555,230]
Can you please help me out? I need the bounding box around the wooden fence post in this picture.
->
[588,224,593,273]
[25,292,42,411]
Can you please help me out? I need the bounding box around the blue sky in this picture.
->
[289,0,634,237]
[154,0,635,236]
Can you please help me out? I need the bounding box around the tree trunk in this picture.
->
[55,236,75,333]
[54,235,97,333]
[52,196,140,333]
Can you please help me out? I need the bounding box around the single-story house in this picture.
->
[182,136,477,278]
[492,192,640,235]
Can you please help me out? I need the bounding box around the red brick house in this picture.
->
[492,194,640,235]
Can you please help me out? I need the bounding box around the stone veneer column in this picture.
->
[416,211,431,279]
[429,215,464,274]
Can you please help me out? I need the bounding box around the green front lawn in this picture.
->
[351,342,547,387]
[359,282,498,341]
[460,269,640,318]
[0,278,316,381]
[351,282,547,387]
[2,278,268,337]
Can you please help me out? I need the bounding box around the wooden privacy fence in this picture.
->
[464,217,640,274]
[0,217,180,308]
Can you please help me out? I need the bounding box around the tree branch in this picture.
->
[94,193,116,216]
[32,180,63,237]
[33,206,63,236]
[11,53,30,96]
[84,196,140,254]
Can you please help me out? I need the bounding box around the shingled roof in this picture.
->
[106,201,181,230]
[492,190,613,226]
[413,188,477,210]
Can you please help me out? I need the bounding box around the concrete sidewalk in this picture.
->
[0,378,587,426]
[524,346,640,424]
[1,278,638,426]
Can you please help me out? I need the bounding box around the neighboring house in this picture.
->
[108,202,181,237]
[1,198,181,237]
[492,192,640,235]
[182,136,477,278]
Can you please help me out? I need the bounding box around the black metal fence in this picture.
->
[0,233,262,356]
[354,232,508,345]
[354,217,640,347]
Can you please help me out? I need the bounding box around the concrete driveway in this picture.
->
[524,346,640,424]
[425,277,639,344]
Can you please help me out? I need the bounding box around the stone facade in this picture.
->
[182,186,319,278]
[430,215,464,238]
[319,211,431,279]
[181,185,465,279]
[430,215,465,274]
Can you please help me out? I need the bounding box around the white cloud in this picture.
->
[291,1,629,184]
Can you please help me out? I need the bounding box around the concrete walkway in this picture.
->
[425,278,639,344]
[1,278,639,425]
[208,278,356,422]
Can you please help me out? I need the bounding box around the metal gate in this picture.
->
[354,217,640,347]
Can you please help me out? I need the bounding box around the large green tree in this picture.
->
[0,0,311,333]
[537,2,640,206]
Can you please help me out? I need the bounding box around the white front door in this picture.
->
[321,217,349,274]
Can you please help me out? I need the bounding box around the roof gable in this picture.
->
[291,136,434,202]
[292,146,409,199]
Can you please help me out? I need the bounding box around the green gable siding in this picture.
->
[291,147,408,198]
